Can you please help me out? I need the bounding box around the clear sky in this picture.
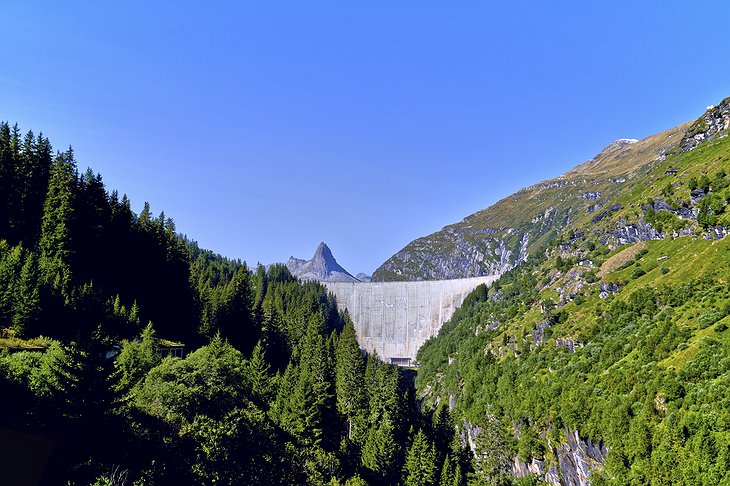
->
[2,1,730,274]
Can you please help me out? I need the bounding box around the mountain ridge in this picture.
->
[372,113,698,281]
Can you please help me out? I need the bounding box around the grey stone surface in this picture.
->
[324,276,499,361]
[286,242,360,282]
[680,98,730,152]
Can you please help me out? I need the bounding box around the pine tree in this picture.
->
[403,428,437,486]
[361,413,400,484]
[271,313,336,448]
[114,322,161,392]
[38,148,78,296]
[335,316,368,444]
[247,339,273,406]
[12,250,40,334]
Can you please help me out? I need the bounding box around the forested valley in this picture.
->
[0,122,469,485]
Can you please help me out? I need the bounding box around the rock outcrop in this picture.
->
[679,97,730,152]
[463,420,608,486]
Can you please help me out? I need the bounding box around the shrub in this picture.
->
[631,267,646,279]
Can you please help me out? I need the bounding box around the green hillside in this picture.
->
[414,99,730,483]
[373,99,730,281]
[0,122,468,485]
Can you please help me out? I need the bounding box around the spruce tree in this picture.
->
[361,413,400,484]
[247,339,273,406]
[271,313,336,448]
[38,148,78,296]
[439,453,455,486]
[219,266,256,352]
[114,323,161,392]
[335,317,367,444]
[0,242,22,325]
[0,122,13,237]
[12,250,40,334]
[432,404,455,461]
[403,428,437,486]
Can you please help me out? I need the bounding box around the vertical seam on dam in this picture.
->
[324,276,499,363]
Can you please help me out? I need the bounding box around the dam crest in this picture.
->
[323,276,499,365]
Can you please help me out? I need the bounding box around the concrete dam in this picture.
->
[324,276,499,365]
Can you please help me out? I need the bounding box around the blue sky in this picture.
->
[2,1,730,274]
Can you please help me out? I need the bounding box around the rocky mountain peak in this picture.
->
[312,241,336,266]
[286,242,360,282]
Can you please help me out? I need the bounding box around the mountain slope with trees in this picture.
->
[0,121,467,485]
[415,99,730,484]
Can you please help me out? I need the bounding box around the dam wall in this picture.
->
[324,276,499,363]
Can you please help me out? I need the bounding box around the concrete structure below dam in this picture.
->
[323,276,499,365]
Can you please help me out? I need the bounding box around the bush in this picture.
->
[698,311,723,329]
[631,267,646,279]
[660,267,670,275]
[618,259,636,271]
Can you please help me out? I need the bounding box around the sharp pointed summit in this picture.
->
[286,242,360,282]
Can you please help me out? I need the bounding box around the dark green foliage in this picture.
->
[113,323,161,391]
[0,121,467,485]
[417,257,730,484]
[699,174,711,192]
[471,418,515,486]
[688,176,698,191]
[336,316,368,445]
[271,313,336,448]
[403,428,437,486]
[630,266,646,279]
[38,147,77,296]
